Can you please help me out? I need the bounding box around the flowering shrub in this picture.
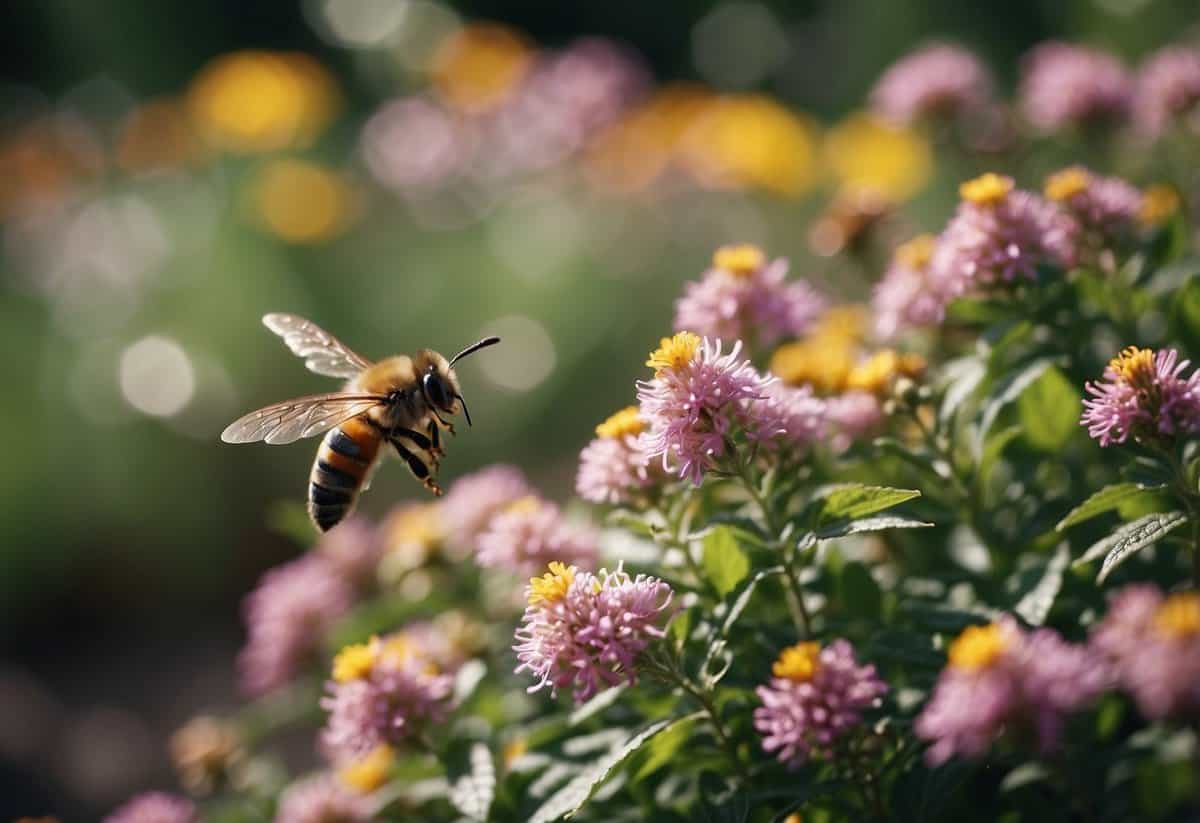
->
[86,31,1200,823]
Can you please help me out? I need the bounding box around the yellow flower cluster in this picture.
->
[772,641,823,682]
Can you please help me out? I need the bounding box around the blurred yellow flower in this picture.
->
[595,406,645,439]
[339,744,395,793]
[959,172,1013,206]
[1044,166,1090,202]
[253,159,354,244]
[430,23,533,113]
[712,243,766,276]
[948,623,1008,672]
[823,112,931,202]
[116,98,205,173]
[1154,592,1200,640]
[769,337,855,394]
[773,641,822,682]
[846,349,927,395]
[813,304,869,345]
[1140,183,1180,226]
[682,94,819,196]
[188,51,340,153]
[333,640,377,683]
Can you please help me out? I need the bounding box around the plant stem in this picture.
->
[735,456,809,635]
[677,676,749,781]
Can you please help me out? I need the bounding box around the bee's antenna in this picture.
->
[455,393,473,427]
[449,336,501,367]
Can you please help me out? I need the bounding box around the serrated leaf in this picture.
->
[816,514,933,540]
[1057,483,1168,531]
[528,718,686,823]
[1072,511,1188,583]
[1017,366,1081,451]
[1013,544,1069,626]
[632,716,695,782]
[811,484,921,525]
[702,526,750,597]
[975,358,1054,456]
[449,743,495,822]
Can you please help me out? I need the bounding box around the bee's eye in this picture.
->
[423,372,448,408]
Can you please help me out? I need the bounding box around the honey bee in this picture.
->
[221,313,499,532]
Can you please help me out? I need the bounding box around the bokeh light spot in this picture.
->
[476,315,555,392]
[119,335,196,417]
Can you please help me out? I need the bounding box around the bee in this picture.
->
[221,313,499,532]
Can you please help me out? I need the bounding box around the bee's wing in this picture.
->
[262,313,374,379]
[221,393,387,445]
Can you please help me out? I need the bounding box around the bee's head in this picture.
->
[415,336,500,427]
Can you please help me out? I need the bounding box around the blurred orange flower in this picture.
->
[430,23,534,113]
[252,159,355,244]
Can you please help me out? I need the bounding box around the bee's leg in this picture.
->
[390,437,442,496]
[432,410,456,437]
[392,427,431,452]
[392,427,439,472]
[427,419,444,456]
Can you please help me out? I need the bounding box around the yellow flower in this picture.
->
[712,243,766,277]
[1154,592,1200,640]
[813,304,869,345]
[769,338,855,395]
[960,173,1014,206]
[528,561,575,606]
[846,350,927,395]
[332,639,378,683]
[339,744,395,793]
[430,23,533,113]
[1044,166,1090,202]
[772,642,822,682]
[823,112,932,202]
[254,159,354,244]
[596,406,645,439]
[187,51,339,153]
[502,737,528,768]
[646,331,701,375]
[681,94,819,196]
[894,234,937,270]
[505,495,543,517]
[1140,183,1181,226]
[1109,346,1156,391]
[948,623,1009,672]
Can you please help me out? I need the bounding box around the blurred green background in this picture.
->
[1,0,1197,816]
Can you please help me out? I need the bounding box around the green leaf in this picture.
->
[975,358,1054,455]
[938,356,987,424]
[568,685,628,726]
[667,607,693,652]
[810,484,921,525]
[978,425,1023,493]
[632,716,695,782]
[1017,366,1081,451]
[1171,276,1200,352]
[815,514,933,540]
[1057,482,1168,531]
[701,526,750,597]
[1013,545,1069,626]
[719,566,785,637]
[448,743,495,822]
[839,562,881,621]
[1073,511,1188,583]
[528,717,691,823]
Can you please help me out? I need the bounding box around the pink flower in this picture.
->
[274,775,373,823]
[1081,347,1200,446]
[316,515,383,591]
[870,43,993,126]
[637,332,776,485]
[915,618,1107,764]
[1044,166,1142,241]
[1135,46,1200,138]
[827,390,886,452]
[753,639,888,768]
[929,174,1078,299]
[673,245,826,351]
[238,555,353,696]
[872,234,949,339]
[104,792,196,823]
[320,630,456,759]
[361,96,471,194]
[1020,41,1133,131]
[476,497,598,575]
[1091,585,1200,720]
[576,407,659,505]
[754,381,827,450]
[440,464,534,549]
[514,562,673,702]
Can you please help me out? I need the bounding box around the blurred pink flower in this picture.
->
[1081,347,1200,446]
[274,775,373,823]
[238,555,353,696]
[673,245,826,351]
[753,639,887,768]
[316,515,382,591]
[514,562,673,702]
[1135,46,1200,137]
[1091,585,1200,719]
[754,381,827,451]
[1044,166,1142,241]
[637,332,775,485]
[361,96,471,194]
[1020,42,1132,131]
[440,464,534,550]
[104,792,196,823]
[915,618,1107,764]
[476,497,598,575]
[826,390,885,451]
[872,234,949,339]
[870,43,993,126]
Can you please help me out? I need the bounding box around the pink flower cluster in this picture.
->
[104,792,197,823]
[1135,45,1200,138]
[514,563,673,702]
[915,618,1107,764]
[274,775,373,823]
[673,246,826,351]
[1091,585,1200,720]
[320,630,456,760]
[1044,166,1143,241]
[439,463,534,549]
[1020,42,1132,131]
[753,639,887,768]
[872,235,948,339]
[869,43,993,126]
[1081,347,1200,446]
[476,497,598,574]
[575,407,659,505]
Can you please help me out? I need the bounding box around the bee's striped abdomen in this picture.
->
[308,416,382,532]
